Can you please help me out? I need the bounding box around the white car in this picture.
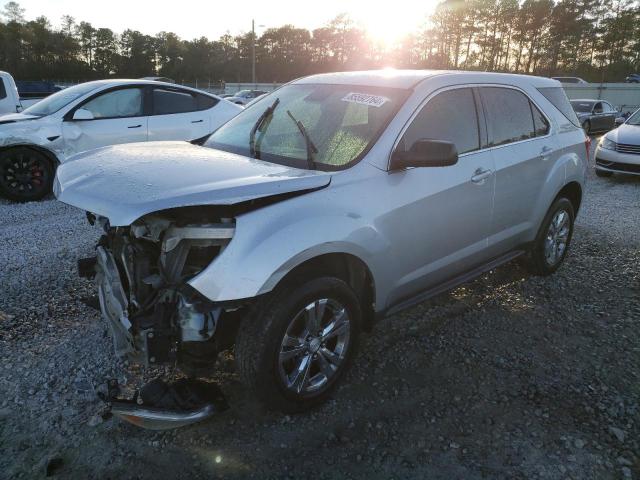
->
[0,79,241,201]
[551,76,588,84]
[595,108,640,177]
[226,89,268,105]
[0,71,43,114]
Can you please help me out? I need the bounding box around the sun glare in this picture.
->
[348,0,437,46]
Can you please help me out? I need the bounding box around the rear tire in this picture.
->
[527,197,575,276]
[0,147,54,202]
[595,169,613,177]
[235,276,361,413]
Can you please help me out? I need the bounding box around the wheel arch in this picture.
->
[555,181,582,215]
[272,252,376,332]
[0,143,61,169]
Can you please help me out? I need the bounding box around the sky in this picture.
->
[15,0,440,44]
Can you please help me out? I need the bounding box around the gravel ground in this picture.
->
[1,140,639,479]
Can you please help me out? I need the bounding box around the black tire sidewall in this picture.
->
[531,197,575,275]
[237,276,362,412]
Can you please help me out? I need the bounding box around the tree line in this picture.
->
[0,0,638,84]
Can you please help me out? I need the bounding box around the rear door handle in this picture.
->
[128,124,142,129]
[191,119,203,123]
[471,168,493,183]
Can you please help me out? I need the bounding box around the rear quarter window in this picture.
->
[197,93,219,110]
[0,79,6,100]
[538,87,581,127]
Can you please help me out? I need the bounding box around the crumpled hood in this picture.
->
[606,124,640,144]
[0,112,40,124]
[55,141,331,226]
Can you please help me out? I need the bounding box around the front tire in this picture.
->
[582,120,591,134]
[235,276,361,413]
[527,197,575,276]
[0,147,54,202]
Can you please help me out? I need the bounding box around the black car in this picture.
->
[570,99,618,134]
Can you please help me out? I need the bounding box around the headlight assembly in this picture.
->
[600,137,617,150]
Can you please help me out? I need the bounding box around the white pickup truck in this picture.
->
[0,71,42,114]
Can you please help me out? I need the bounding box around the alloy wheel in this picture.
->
[544,209,570,266]
[0,150,49,199]
[278,298,351,396]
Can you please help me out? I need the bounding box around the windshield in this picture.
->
[205,84,407,170]
[23,82,102,116]
[570,101,594,113]
[626,109,640,125]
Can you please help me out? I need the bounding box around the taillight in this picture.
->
[585,135,591,160]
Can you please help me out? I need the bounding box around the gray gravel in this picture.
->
[1,142,639,479]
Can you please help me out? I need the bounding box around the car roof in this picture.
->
[292,69,560,89]
[70,79,218,96]
[571,99,598,103]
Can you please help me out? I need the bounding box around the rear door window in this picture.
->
[481,87,536,146]
[400,87,480,155]
[153,88,198,115]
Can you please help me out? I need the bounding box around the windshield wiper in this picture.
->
[286,110,318,170]
[249,98,279,159]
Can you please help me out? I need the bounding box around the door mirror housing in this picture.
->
[72,108,94,121]
[391,139,458,170]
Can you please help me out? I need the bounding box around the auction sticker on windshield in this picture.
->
[342,92,389,108]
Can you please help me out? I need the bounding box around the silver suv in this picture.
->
[56,71,587,417]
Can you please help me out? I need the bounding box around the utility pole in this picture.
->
[251,19,256,85]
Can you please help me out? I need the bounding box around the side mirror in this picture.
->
[615,117,625,127]
[72,108,94,121]
[391,139,458,170]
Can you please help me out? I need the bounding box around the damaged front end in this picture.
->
[81,207,241,378]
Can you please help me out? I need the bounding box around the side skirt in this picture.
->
[379,249,526,320]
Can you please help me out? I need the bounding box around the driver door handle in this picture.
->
[191,119,203,123]
[127,124,142,129]
[471,168,493,183]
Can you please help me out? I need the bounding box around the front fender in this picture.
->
[187,198,388,303]
[0,120,66,162]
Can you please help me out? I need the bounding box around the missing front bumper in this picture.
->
[101,378,228,430]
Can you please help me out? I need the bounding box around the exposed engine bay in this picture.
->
[80,208,242,376]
